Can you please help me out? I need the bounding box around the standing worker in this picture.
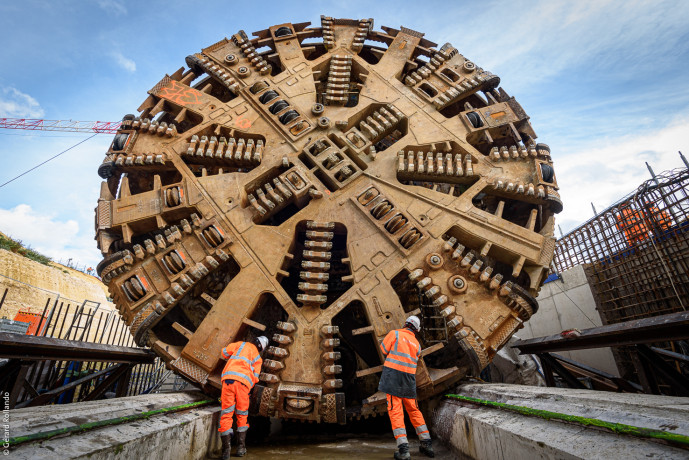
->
[379,316,434,459]
[616,205,648,246]
[219,335,269,459]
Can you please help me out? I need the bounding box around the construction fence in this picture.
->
[0,283,169,408]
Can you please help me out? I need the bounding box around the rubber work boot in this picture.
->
[420,439,435,458]
[394,442,411,460]
[220,434,231,460]
[236,431,247,457]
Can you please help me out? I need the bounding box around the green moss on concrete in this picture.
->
[9,399,216,447]
[445,393,689,447]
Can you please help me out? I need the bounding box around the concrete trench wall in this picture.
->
[0,248,121,343]
[9,391,221,460]
[0,248,113,313]
[432,383,689,460]
[10,384,689,459]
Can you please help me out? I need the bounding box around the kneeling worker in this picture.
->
[379,315,434,459]
[219,335,269,459]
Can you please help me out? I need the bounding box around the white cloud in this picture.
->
[113,51,136,72]
[97,0,127,16]
[554,115,689,234]
[0,204,101,268]
[0,87,45,118]
[437,0,689,90]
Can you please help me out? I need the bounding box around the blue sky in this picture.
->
[1,0,688,268]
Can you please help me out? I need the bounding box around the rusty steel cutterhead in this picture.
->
[94,16,561,423]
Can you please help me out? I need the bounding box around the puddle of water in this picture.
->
[207,434,457,459]
[204,416,458,459]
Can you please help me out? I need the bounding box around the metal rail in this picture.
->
[513,311,689,353]
[513,311,689,396]
[0,285,166,408]
[0,333,155,363]
[545,353,642,393]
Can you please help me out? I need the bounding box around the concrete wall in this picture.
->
[433,383,689,460]
[523,264,619,376]
[9,391,221,460]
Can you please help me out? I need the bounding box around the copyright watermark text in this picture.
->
[3,391,9,455]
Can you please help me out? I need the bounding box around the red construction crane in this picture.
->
[0,118,120,134]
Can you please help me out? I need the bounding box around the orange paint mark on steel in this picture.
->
[235,117,252,130]
[138,275,151,291]
[159,80,202,106]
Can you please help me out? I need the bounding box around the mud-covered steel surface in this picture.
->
[94,16,562,423]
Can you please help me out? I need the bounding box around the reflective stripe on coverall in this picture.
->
[381,329,421,374]
[220,380,251,436]
[386,394,431,446]
[218,341,262,435]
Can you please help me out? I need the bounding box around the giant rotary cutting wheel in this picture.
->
[94,17,562,423]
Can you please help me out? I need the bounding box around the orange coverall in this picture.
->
[379,328,430,446]
[645,205,672,232]
[218,341,262,436]
[616,208,648,245]
[617,205,673,245]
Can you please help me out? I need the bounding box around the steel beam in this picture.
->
[539,354,557,387]
[18,364,121,408]
[9,362,32,408]
[0,333,155,363]
[550,353,643,393]
[83,363,131,401]
[538,353,586,389]
[513,311,689,354]
[636,345,689,396]
[115,365,133,398]
[549,353,642,392]
[650,346,689,364]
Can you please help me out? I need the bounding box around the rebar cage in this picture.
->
[552,168,689,382]
[553,168,688,321]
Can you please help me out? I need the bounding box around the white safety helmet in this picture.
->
[405,315,421,332]
[257,336,269,351]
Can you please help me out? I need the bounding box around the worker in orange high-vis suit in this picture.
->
[378,316,434,459]
[219,335,268,459]
[642,201,673,235]
[616,207,648,245]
